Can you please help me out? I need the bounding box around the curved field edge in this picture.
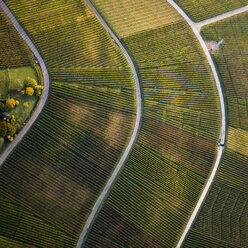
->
[82,0,222,247]
[184,11,248,248]
[76,0,142,247]
[0,0,50,167]
[164,1,226,247]
[0,0,138,247]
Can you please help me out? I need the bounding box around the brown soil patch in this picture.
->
[205,40,218,54]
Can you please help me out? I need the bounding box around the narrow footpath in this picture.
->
[166,1,241,247]
[76,0,142,247]
[0,0,50,167]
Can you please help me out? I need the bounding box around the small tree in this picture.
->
[26,87,34,96]
[7,122,16,137]
[6,98,16,109]
[23,102,29,108]
[35,85,44,96]
[25,77,37,88]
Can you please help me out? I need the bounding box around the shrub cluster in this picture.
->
[24,77,43,96]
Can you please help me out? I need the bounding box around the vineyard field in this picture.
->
[227,127,248,156]
[184,230,241,248]
[174,0,248,22]
[185,12,248,247]
[90,0,181,37]
[85,0,221,246]
[0,8,33,67]
[0,0,136,246]
[122,22,221,141]
[188,180,248,247]
[0,194,74,248]
[201,11,248,131]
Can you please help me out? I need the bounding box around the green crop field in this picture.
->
[0,194,74,247]
[84,0,221,247]
[90,0,181,37]
[0,0,136,246]
[123,23,221,141]
[174,0,248,22]
[2,0,246,247]
[185,12,248,248]
[0,9,33,67]
[201,12,248,131]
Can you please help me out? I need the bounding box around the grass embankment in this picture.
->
[0,0,136,247]
[0,8,43,153]
[174,0,248,22]
[84,0,221,247]
[185,12,248,248]
[0,66,39,120]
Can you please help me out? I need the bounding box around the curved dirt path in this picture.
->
[166,0,227,247]
[76,1,142,247]
[195,5,248,31]
[0,0,50,167]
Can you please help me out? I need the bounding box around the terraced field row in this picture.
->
[185,11,248,248]
[85,0,221,246]
[174,0,248,22]
[0,0,136,247]
[50,68,135,88]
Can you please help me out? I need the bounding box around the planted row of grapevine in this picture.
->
[0,194,74,247]
[185,12,248,248]
[0,0,136,247]
[85,0,221,246]
[0,9,33,67]
[174,0,248,22]
[90,0,181,37]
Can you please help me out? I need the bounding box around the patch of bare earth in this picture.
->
[205,40,218,54]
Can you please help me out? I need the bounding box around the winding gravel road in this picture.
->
[166,0,228,247]
[0,0,50,167]
[76,1,142,247]
[2,0,242,247]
